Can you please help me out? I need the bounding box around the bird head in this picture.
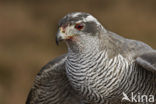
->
[56,12,106,52]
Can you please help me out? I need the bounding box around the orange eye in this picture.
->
[75,23,84,30]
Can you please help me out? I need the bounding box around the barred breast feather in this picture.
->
[66,47,156,104]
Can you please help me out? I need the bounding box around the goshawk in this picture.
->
[26,12,156,104]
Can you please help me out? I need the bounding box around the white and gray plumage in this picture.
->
[26,12,156,104]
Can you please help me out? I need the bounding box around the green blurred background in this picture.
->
[0,0,156,104]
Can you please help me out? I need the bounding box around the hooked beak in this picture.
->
[56,27,75,45]
[56,31,63,45]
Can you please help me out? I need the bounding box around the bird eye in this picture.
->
[75,23,84,30]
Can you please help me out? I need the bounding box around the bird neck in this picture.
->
[67,36,100,54]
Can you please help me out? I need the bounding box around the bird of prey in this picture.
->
[26,12,156,104]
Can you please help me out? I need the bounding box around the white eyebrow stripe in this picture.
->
[85,15,100,25]
[71,13,81,17]
[85,15,97,21]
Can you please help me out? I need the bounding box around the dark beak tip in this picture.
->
[56,40,59,46]
[56,30,64,46]
[56,35,63,46]
[56,37,60,46]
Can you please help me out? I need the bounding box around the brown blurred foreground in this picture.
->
[0,0,155,104]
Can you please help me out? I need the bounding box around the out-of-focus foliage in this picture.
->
[0,0,155,104]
